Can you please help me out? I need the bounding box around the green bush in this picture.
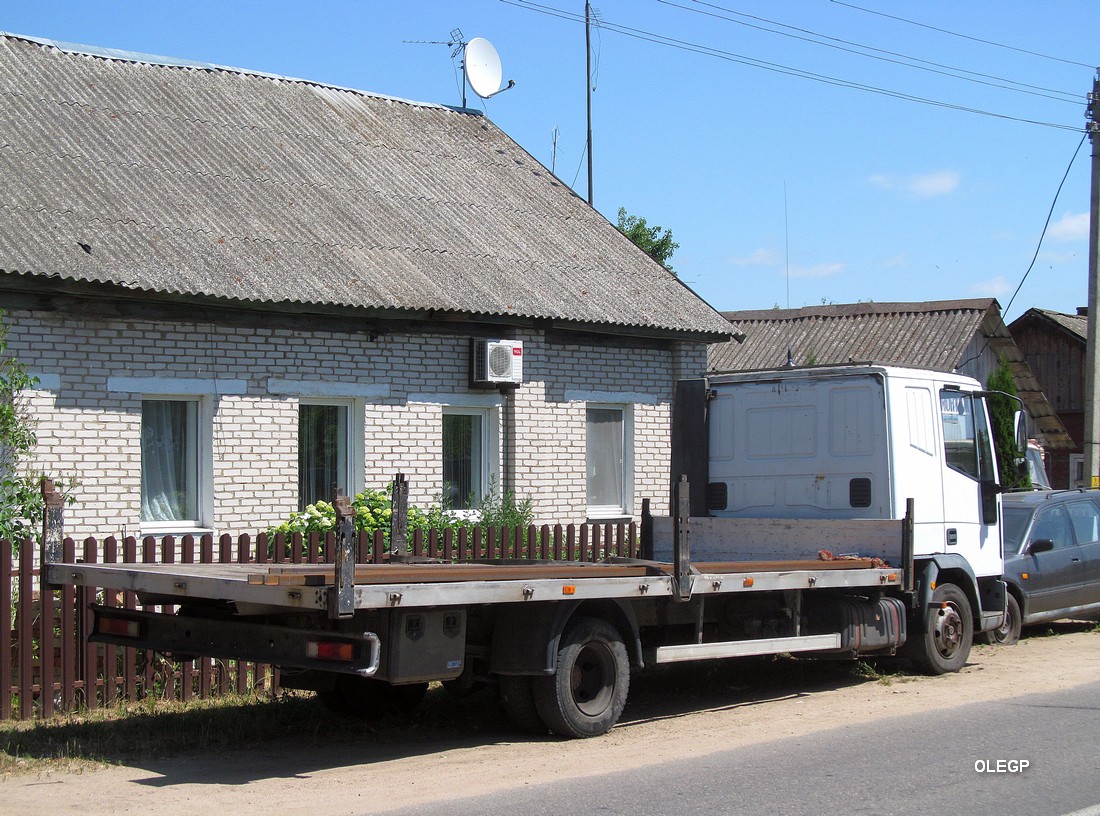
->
[267,481,534,547]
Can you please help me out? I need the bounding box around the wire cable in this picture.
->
[830,0,1096,70]
[1002,131,1089,317]
[502,0,1083,131]
[665,0,1081,104]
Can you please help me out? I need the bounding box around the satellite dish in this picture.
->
[465,38,502,98]
[463,37,515,104]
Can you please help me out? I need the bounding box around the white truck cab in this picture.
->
[681,364,1010,636]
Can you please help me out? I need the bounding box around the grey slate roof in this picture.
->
[711,298,1074,450]
[0,33,731,340]
[1011,308,1088,343]
[710,300,999,372]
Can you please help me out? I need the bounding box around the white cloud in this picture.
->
[1048,211,1089,242]
[910,170,960,198]
[730,248,781,267]
[789,262,846,279]
[968,276,1012,297]
[868,170,959,198]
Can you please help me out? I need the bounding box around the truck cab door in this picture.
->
[938,389,1001,578]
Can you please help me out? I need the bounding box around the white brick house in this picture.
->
[0,34,730,539]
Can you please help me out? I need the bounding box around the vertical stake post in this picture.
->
[329,488,356,619]
[672,475,693,602]
[390,473,409,562]
[40,477,64,582]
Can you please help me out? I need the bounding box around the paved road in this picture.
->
[379,681,1100,816]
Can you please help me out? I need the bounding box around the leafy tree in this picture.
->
[0,310,42,546]
[615,207,679,274]
[987,357,1030,490]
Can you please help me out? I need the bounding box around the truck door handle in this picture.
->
[946,529,958,546]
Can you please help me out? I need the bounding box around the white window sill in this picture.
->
[138,525,216,540]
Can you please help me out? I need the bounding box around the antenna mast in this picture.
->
[585,2,594,206]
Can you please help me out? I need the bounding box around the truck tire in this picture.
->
[498,674,548,734]
[909,582,973,674]
[532,616,629,738]
[976,593,1021,646]
[318,675,428,719]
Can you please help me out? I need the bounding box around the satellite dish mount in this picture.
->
[462,37,515,108]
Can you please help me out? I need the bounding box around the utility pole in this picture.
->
[585,0,594,206]
[1085,72,1100,487]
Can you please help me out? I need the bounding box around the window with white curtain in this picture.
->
[586,405,628,516]
[299,402,350,509]
[141,398,200,525]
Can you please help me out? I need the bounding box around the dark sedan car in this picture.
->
[980,489,1100,645]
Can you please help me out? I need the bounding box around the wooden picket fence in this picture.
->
[1,521,639,720]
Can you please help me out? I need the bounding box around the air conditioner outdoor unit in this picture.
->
[471,339,523,387]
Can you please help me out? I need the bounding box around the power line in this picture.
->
[502,0,1083,131]
[830,0,1096,70]
[1002,131,1089,317]
[956,130,1087,370]
[663,0,1081,105]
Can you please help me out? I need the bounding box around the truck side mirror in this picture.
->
[1014,410,1027,455]
[1026,539,1054,555]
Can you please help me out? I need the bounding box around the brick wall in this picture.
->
[6,311,708,539]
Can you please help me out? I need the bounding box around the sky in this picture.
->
[3,1,1099,322]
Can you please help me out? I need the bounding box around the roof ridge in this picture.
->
[0,30,469,115]
[721,298,996,322]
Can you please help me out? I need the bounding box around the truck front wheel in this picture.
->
[533,616,629,738]
[910,582,973,674]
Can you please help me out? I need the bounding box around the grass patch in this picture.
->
[0,692,322,776]
[0,684,510,777]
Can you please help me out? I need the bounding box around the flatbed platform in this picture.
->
[47,556,899,613]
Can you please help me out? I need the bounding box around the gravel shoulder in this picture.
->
[4,626,1098,816]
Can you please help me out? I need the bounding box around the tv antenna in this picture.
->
[404,28,515,109]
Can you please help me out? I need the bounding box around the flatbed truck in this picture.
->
[41,363,1016,738]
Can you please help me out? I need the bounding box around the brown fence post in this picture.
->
[1,538,12,720]
[17,539,33,719]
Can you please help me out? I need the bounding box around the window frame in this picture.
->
[139,395,212,535]
[585,402,634,520]
[441,406,496,514]
[298,399,363,510]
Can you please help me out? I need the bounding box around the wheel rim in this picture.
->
[932,603,965,658]
[570,641,615,717]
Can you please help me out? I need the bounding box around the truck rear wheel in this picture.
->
[533,616,629,738]
[910,582,973,674]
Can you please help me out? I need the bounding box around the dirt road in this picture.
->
[4,628,1099,816]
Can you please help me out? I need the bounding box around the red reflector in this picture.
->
[99,617,141,638]
[308,641,356,662]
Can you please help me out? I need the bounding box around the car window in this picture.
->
[1030,505,1073,550]
[1002,506,1033,553]
[1067,501,1100,545]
